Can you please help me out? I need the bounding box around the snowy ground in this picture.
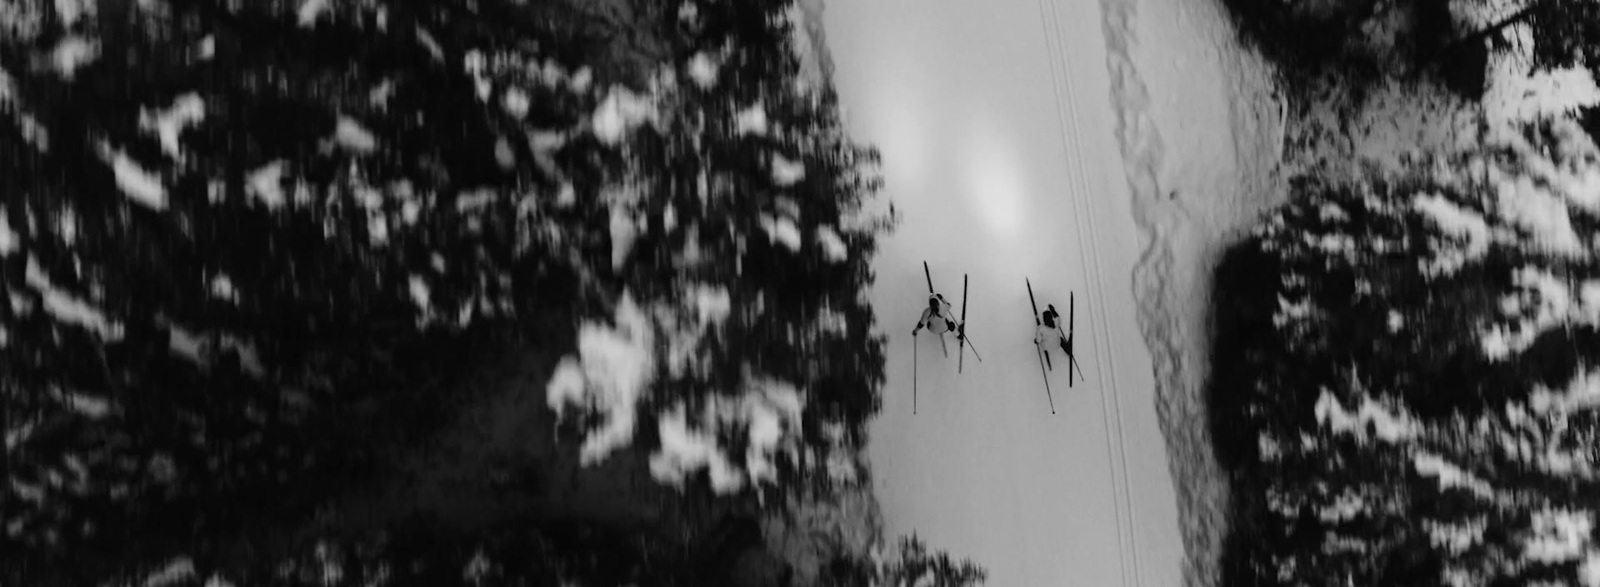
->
[1100,0,1286,584]
[822,0,1284,583]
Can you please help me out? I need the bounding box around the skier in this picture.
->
[1034,304,1066,362]
[912,293,959,336]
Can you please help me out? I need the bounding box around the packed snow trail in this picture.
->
[823,0,1234,582]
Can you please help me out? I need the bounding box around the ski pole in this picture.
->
[1036,346,1055,414]
[961,333,984,362]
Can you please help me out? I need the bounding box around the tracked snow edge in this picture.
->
[1098,0,1286,585]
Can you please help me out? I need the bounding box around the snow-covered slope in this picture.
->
[1099,0,1285,584]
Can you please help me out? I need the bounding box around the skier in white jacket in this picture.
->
[1034,304,1066,361]
[912,293,959,336]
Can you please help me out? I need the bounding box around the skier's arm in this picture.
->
[912,308,932,334]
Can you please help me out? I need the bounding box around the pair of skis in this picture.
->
[1026,278,1086,415]
[913,261,983,415]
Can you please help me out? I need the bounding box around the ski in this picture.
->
[1069,291,1086,385]
[924,261,933,294]
[959,274,968,373]
[1026,278,1056,414]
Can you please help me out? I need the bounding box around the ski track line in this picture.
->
[1055,7,1147,587]
[1037,9,1132,587]
[1039,2,1140,587]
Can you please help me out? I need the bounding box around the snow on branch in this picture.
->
[546,293,657,466]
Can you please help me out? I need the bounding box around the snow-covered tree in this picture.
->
[1213,114,1600,585]
[2,0,903,583]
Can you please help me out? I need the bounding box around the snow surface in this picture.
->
[831,0,1233,581]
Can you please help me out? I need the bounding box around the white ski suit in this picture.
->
[1035,311,1065,349]
[914,296,958,335]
